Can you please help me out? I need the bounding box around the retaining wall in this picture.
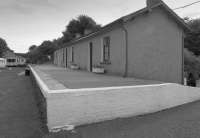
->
[29,66,200,132]
[30,68,47,126]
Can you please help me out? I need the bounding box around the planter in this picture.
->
[70,65,79,70]
[92,67,105,74]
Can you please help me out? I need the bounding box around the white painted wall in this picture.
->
[29,66,200,132]
[196,80,200,87]
[47,84,200,131]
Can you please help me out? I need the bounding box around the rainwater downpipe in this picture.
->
[121,23,128,77]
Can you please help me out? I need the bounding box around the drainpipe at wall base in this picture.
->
[182,33,185,85]
[121,23,128,78]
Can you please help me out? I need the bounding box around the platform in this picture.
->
[29,64,200,132]
[32,64,162,90]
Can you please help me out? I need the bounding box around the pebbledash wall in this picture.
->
[126,7,184,83]
[54,3,187,84]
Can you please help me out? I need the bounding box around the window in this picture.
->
[103,36,110,62]
[63,49,65,63]
[7,59,16,63]
[71,47,74,62]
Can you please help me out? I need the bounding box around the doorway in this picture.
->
[89,42,93,72]
[65,48,68,67]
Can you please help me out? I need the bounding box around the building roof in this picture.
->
[15,53,27,58]
[2,50,26,59]
[60,1,190,49]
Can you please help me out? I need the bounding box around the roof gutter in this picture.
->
[120,21,128,77]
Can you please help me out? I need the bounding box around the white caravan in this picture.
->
[0,58,7,68]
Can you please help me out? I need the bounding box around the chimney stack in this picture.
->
[84,29,92,35]
[146,0,162,10]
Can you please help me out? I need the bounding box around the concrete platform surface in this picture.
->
[33,64,163,90]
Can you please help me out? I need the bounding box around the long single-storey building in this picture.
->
[54,0,190,84]
[2,50,26,67]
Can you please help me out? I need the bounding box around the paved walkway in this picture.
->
[0,67,47,138]
[34,65,163,89]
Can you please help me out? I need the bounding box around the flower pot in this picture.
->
[92,67,105,74]
[70,65,79,70]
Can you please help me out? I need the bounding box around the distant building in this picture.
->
[53,0,190,84]
[2,50,26,66]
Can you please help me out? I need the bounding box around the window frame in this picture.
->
[102,36,111,64]
[71,47,74,63]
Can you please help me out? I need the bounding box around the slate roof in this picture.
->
[60,1,190,49]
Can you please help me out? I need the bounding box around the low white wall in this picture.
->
[29,66,200,132]
[47,84,200,131]
[196,80,200,87]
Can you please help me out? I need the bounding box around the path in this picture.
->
[0,67,46,138]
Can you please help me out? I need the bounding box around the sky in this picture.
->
[0,0,200,53]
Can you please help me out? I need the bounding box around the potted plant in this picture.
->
[92,64,105,74]
[70,62,79,70]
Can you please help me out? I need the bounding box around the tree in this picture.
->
[62,31,74,43]
[62,15,101,43]
[74,15,101,35]
[0,38,10,57]
[184,18,200,78]
[66,19,80,36]
[185,18,200,56]
[27,15,101,63]
[28,45,37,52]
[39,41,56,56]
[184,48,200,79]
[27,40,56,64]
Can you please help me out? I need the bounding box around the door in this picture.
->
[89,42,93,72]
[65,48,68,67]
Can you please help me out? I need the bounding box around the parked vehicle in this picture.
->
[0,58,7,68]
[6,58,26,67]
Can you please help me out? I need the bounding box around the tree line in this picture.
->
[0,38,10,57]
[27,15,101,64]
[184,18,200,78]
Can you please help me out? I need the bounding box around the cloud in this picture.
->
[17,0,55,8]
[185,12,200,18]
[0,0,58,15]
